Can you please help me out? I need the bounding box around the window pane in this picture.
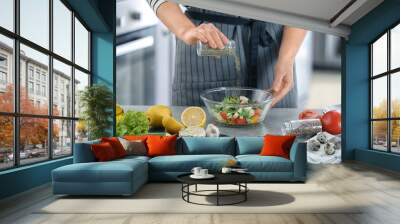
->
[53,59,72,117]
[372,33,387,76]
[372,76,387,119]
[20,0,49,49]
[391,72,400,118]
[75,120,88,143]
[0,0,14,31]
[0,35,14,113]
[0,116,14,170]
[20,44,49,115]
[372,121,388,151]
[53,0,72,60]
[53,119,72,158]
[74,69,89,118]
[391,24,400,70]
[20,117,49,165]
[391,120,400,153]
[75,18,89,70]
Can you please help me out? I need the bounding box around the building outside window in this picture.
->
[28,66,34,80]
[371,23,400,153]
[35,83,40,95]
[41,85,46,97]
[0,0,91,170]
[28,81,34,94]
[0,71,6,84]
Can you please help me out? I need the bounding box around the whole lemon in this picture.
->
[116,104,124,116]
[162,116,185,134]
[146,105,172,128]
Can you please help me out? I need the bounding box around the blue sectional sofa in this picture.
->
[52,137,307,196]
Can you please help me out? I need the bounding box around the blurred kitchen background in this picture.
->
[116,0,341,109]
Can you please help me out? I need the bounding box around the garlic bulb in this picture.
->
[206,124,220,137]
[179,126,206,137]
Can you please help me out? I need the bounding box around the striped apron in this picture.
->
[172,8,298,108]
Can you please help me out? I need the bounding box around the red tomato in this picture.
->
[320,110,341,135]
[220,112,228,120]
[255,108,262,116]
[298,109,321,120]
[234,118,247,125]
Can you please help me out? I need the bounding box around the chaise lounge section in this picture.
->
[52,137,307,196]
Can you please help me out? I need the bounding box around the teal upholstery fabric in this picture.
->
[236,155,293,172]
[53,137,307,195]
[181,137,235,155]
[52,158,148,195]
[73,140,100,163]
[236,137,263,155]
[289,141,307,181]
[149,154,235,172]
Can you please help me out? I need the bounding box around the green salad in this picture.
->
[212,96,263,125]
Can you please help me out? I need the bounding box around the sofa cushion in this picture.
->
[181,137,235,155]
[260,135,296,159]
[236,137,263,155]
[53,158,147,183]
[101,137,127,158]
[147,135,177,157]
[236,155,293,172]
[91,142,118,162]
[119,138,147,156]
[149,154,235,172]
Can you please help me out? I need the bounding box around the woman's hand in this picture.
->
[270,26,307,107]
[181,23,229,49]
[271,58,295,107]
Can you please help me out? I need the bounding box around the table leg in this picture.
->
[245,183,247,201]
[195,184,198,192]
[216,184,219,206]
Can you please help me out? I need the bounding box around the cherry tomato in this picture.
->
[320,110,341,135]
[220,112,228,120]
[255,108,262,116]
[234,118,247,125]
[298,109,321,120]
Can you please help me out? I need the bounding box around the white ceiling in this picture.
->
[174,0,384,38]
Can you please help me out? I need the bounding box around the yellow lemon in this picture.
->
[181,107,206,127]
[116,114,124,123]
[116,104,124,116]
[162,116,185,134]
[146,105,172,128]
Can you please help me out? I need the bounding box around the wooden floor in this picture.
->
[1,162,400,224]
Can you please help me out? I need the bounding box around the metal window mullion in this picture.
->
[13,0,20,166]
[13,0,21,167]
[370,45,373,150]
[48,0,54,160]
[388,30,392,153]
[71,11,76,155]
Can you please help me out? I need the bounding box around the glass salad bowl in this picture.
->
[200,87,273,126]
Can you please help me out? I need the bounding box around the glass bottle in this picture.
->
[196,40,236,57]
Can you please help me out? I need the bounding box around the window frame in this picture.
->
[0,0,92,171]
[370,20,400,154]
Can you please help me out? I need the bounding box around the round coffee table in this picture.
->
[177,173,255,206]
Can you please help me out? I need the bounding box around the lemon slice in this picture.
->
[181,107,206,127]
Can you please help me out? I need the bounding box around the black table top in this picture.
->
[177,173,255,185]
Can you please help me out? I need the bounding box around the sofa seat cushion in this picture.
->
[236,155,293,172]
[53,159,147,183]
[149,154,235,172]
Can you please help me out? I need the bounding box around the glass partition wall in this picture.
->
[0,0,91,170]
[370,23,400,153]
